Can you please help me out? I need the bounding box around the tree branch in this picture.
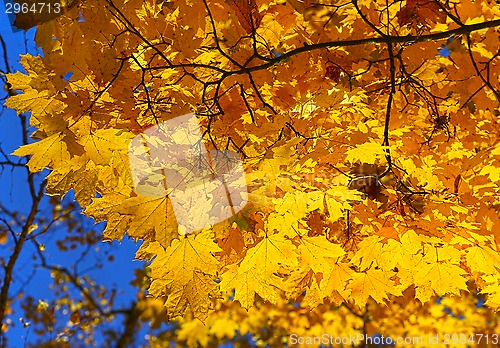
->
[0,179,45,328]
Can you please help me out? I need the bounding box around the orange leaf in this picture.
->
[225,0,262,33]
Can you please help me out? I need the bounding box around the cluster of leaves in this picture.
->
[4,0,500,345]
[149,290,500,347]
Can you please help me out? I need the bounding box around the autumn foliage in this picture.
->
[4,0,500,345]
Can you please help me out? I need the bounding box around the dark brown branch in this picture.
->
[81,58,126,119]
[0,179,45,327]
[0,34,11,78]
[114,301,141,348]
[352,0,386,37]
[231,19,500,77]
[105,0,173,66]
[201,0,242,69]
[465,34,500,103]
[380,41,396,178]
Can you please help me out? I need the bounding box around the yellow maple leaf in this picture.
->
[297,235,345,274]
[414,262,468,298]
[347,269,401,307]
[320,262,354,303]
[378,239,405,271]
[149,230,221,287]
[5,89,67,132]
[12,132,70,172]
[80,129,133,165]
[350,236,383,271]
[220,264,281,309]
[466,245,500,275]
[239,232,298,275]
[164,271,218,321]
[146,231,222,319]
[86,195,178,248]
[345,141,390,164]
[480,274,500,310]
[5,55,67,133]
[46,157,98,206]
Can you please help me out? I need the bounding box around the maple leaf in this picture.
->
[220,232,298,308]
[345,142,390,165]
[86,195,179,249]
[397,0,447,29]
[350,235,383,271]
[5,89,67,132]
[239,232,298,275]
[320,262,354,303]
[325,65,342,82]
[164,271,219,321]
[480,274,500,310]
[12,132,71,172]
[5,55,67,133]
[147,231,222,320]
[414,261,468,299]
[45,156,98,206]
[220,264,281,309]
[297,235,345,274]
[149,231,221,286]
[465,246,500,275]
[224,0,263,34]
[80,129,133,165]
[347,269,402,307]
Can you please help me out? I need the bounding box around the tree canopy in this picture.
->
[2,0,500,346]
